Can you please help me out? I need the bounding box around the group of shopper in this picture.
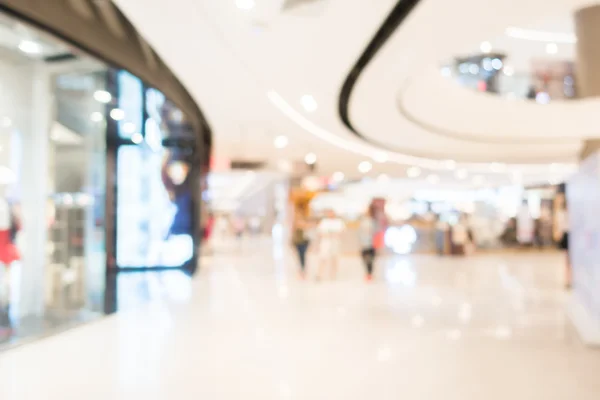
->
[292,204,386,282]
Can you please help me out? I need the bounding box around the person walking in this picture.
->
[292,214,310,279]
[359,206,376,281]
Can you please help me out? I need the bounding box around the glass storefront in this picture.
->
[0,10,201,348]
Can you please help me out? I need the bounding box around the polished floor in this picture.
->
[0,237,598,399]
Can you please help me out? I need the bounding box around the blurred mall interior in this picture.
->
[0,0,599,398]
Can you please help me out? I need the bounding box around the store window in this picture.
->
[109,71,197,269]
[0,12,108,346]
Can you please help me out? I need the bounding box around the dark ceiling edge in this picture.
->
[338,0,422,139]
[396,79,582,145]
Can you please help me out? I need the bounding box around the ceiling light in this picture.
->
[123,122,136,134]
[90,112,103,122]
[274,135,288,149]
[236,0,255,10]
[491,58,503,70]
[110,108,125,121]
[373,151,388,163]
[332,172,345,182]
[459,63,469,74]
[480,41,492,53]
[427,174,440,184]
[93,90,112,104]
[131,133,143,144]
[1,117,11,128]
[444,159,456,170]
[300,95,318,112]
[358,161,372,174]
[546,42,558,54]
[503,65,514,76]
[468,64,480,74]
[407,166,421,178]
[455,169,468,180]
[304,152,317,165]
[18,39,42,54]
[505,27,576,44]
[440,66,451,77]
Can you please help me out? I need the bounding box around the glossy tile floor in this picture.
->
[0,237,598,399]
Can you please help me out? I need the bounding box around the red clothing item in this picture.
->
[0,230,19,265]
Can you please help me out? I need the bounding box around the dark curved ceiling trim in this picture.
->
[338,0,422,138]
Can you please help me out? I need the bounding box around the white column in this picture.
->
[19,63,50,317]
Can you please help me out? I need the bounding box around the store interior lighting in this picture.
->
[18,39,42,54]
[93,90,112,104]
[274,135,288,149]
[131,133,143,144]
[304,152,317,165]
[358,161,372,174]
[110,108,125,121]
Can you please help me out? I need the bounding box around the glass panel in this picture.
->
[0,10,107,347]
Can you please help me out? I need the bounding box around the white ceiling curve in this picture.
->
[350,0,598,164]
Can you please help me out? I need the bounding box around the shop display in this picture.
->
[114,82,196,269]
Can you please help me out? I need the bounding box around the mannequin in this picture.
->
[0,196,20,333]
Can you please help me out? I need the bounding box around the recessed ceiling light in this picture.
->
[131,133,143,144]
[110,108,125,121]
[480,41,492,53]
[440,66,452,77]
[546,42,558,54]
[444,159,456,170]
[123,122,136,134]
[18,39,42,54]
[503,65,514,76]
[407,166,421,178]
[469,64,480,74]
[300,95,318,112]
[373,152,388,163]
[304,152,317,165]
[236,0,255,10]
[1,117,11,128]
[90,112,103,122]
[274,135,288,149]
[93,90,112,104]
[358,161,372,174]
[332,172,345,182]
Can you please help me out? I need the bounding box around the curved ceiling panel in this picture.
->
[344,0,592,164]
[398,68,600,144]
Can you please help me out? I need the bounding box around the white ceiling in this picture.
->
[113,0,595,186]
